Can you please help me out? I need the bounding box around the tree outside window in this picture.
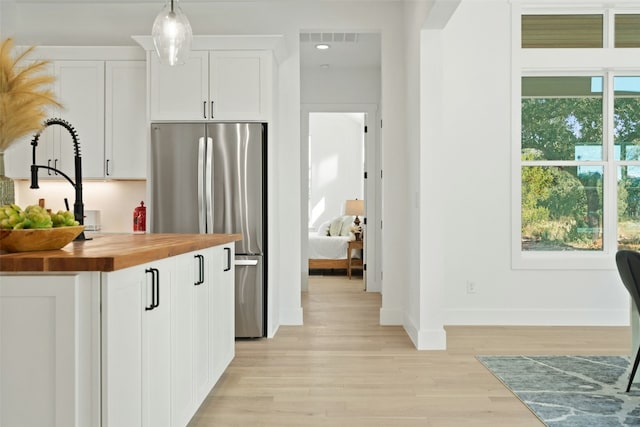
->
[521,76,640,252]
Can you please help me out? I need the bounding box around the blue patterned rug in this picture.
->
[478,356,640,426]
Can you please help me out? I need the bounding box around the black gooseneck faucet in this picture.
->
[30,118,88,241]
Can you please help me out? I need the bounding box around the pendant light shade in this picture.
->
[151,0,193,66]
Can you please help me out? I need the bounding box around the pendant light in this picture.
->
[151,0,193,66]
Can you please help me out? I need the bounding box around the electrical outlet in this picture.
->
[466,281,477,294]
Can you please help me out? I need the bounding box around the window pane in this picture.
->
[618,166,640,250]
[615,14,640,48]
[522,77,603,161]
[614,76,640,161]
[522,15,603,48]
[522,165,603,251]
[616,77,640,251]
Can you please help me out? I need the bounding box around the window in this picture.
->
[522,15,603,48]
[514,7,640,269]
[614,14,640,48]
[521,76,604,251]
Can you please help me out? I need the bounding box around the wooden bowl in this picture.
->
[0,226,85,252]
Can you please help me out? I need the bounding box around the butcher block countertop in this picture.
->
[0,233,241,272]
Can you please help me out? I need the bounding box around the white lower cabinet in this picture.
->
[102,246,234,427]
[172,244,235,424]
[216,244,236,378]
[102,256,173,427]
[0,273,101,427]
[171,253,196,426]
[0,244,235,427]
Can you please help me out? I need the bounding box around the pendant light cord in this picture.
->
[170,0,174,13]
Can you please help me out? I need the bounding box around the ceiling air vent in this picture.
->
[300,32,359,43]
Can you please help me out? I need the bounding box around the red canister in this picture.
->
[133,201,146,233]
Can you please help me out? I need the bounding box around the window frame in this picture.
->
[511,3,640,270]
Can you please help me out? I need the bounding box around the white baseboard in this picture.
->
[404,314,447,350]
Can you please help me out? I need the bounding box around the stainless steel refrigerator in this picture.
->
[150,122,267,338]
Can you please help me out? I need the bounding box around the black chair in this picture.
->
[615,250,640,392]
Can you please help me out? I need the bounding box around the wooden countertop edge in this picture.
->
[0,233,242,272]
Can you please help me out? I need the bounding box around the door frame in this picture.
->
[300,103,381,293]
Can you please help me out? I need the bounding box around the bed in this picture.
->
[308,216,360,271]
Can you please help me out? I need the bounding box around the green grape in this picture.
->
[51,210,79,227]
[24,205,53,229]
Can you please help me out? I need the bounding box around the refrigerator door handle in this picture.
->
[235,259,259,266]
[205,137,213,233]
[197,137,207,233]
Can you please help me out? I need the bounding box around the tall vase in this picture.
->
[0,151,15,206]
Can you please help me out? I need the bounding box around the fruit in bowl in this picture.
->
[0,204,79,230]
[0,204,83,252]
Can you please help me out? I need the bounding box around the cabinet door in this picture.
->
[55,61,105,179]
[209,244,235,381]
[219,244,235,371]
[149,51,208,121]
[101,266,144,427]
[105,61,147,179]
[142,258,172,427]
[1,275,94,427]
[171,253,196,427]
[101,259,172,427]
[209,51,271,121]
[4,61,56,179]
[194,248,215,402]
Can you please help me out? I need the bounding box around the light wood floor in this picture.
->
[188,275,630,426]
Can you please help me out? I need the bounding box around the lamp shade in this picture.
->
[151,0,193,66]
[344,199,364,216]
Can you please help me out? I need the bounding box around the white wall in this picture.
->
[302,67,381,104]
[301,59,382,292]
[2,0,630,351]
[14,180,146,233]
[433,0,628,326]
[309,113,364,230]
[2,1,408,332]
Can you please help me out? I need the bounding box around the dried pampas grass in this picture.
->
[0,38,62,152]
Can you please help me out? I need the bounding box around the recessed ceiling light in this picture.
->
[320,64,330,69]
[315,44,330,50]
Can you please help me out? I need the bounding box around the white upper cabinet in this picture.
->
[149,50,272,121]
[4,48,147,181]
[6,60,105,180]
[105,61,147,179]
[149,51,209,121]
[56,60,105,180]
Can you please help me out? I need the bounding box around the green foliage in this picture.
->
[519,88,640,249]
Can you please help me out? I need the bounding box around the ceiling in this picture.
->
[299,32,381,70]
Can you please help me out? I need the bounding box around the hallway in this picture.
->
[189,276,628,426]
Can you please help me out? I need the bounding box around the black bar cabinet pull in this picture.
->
[203,101,207,119]
[145,268,160,310]
[194,254,204,285]
[210,101,214,119]
[106,159,110,176]
[224,247,231,272]
[152,268,160,308]
[145,268,155,311]
[47,159,52,176]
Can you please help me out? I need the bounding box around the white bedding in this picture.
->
[308,231,359,260]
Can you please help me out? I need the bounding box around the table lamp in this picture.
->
[345,199,365,240]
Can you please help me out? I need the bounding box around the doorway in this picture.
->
[301,103,380,293]
[299,31,382,296]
